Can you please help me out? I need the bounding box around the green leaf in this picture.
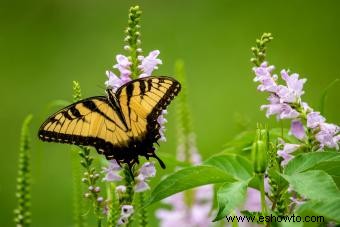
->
[307,160,340,187]
[213,181,249,221]
[204,154,254,181]
[296,198,340,222]
[284,152,340,175]
[146,165,235,206]
[282,170,340,200]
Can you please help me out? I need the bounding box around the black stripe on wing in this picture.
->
[38,96,126,144]
[147,77,181,140]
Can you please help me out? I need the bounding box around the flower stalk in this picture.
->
[251,33,340,167]
[71,81,87,227]
[73,81,104,227]
[138,193,148,227]
[14,114,33,227]
[125,6,143,79]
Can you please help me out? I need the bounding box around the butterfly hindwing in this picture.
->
[116,76,181,143]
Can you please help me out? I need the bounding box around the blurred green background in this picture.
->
[1,0,339,226]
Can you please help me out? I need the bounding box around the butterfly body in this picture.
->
[38,76,181,168]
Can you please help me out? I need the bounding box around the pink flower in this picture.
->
[315,123,340,150]
[117,205,134,226]
[261,103,299,120]
[277,142,300,166]
[157,110,168,142]
[253,62,275,81]
[135,179,150,193]
[253,62,278,92]
[139,162,156,178]
[138,50,162,77]
[307,112,326,129]
[117,216,128,226]
[121,205,134,217]
[134,162,156,192]
[279,70,306,103]
[102,160,122,182]
[114,54,132,76]
[290,120,306,140]
[105,71,125,91]
[260,94,300,120]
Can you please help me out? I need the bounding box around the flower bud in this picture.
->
[124,36,131,42]
[84,193,90,198]
[251,127,269,174]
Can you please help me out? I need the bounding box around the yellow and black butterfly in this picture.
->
[38,76,181,168]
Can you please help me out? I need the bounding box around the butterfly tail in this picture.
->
[152,153,166,169]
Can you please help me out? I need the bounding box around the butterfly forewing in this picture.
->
[39,97,130,151]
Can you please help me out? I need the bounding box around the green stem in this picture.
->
[14,115,33,227]
[107,183,119,226]
[71,148,86,227]
[258,174,267,216]
[138,193,148,227]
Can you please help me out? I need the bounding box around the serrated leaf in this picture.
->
[296,198,340,223]
[146,165,235,206]
[204,154,253,181]
[282,170,340,200]
[284,152,340,175]
[213,181,249,221]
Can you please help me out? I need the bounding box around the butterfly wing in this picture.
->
[38,76,181,168]
[38,96,132,159]
[115,76,181,167]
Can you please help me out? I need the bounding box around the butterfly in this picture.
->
[38,76,181,168]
